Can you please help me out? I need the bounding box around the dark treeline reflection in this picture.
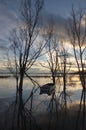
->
[0,75,86,130]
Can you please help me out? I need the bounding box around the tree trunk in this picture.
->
[52,71,55,85]
[16,77,19,92]
[19,73,24,92]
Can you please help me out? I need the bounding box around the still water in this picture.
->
[0,77,52,98]
[0,76,82,112]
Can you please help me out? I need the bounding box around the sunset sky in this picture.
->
[0,0,86,72]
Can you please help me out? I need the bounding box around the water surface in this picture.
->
[0,76,82,112]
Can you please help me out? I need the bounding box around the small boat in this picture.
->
[40,83,55,95]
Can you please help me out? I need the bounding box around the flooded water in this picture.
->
[0,75,83,112]
[0,77,51,98]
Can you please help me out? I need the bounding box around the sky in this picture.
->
[0,0,86,44]
[0,0,86,72]
[45,0,86,16]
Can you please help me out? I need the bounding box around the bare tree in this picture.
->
[7,44,19,93]
[7,0,44,129]
[58,41,72,109]
[8,0,44,91]
[41,22,60,85]
[68,6,86,130]
[40,20,73,130]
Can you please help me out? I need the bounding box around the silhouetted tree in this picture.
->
[41,20,60,85]
[7,0,44,129]
[68,6,86,130]
[7,44,19,92]
[59,42,72,110]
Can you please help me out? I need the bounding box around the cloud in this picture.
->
[0,45,7,51]
[0,39,8,46]
[0,0,69,45]
[0,0,20,41]
[40,12,68,40]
